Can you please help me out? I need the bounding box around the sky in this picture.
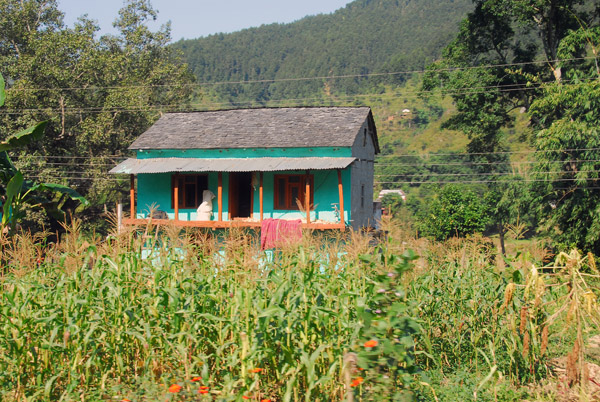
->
[57,0,352,42]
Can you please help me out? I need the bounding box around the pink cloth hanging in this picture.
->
[261,218,303,250]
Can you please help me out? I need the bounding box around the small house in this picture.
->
[110,107,380,230]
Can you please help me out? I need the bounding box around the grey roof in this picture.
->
[129,107,378,152]
[109,157,357,174]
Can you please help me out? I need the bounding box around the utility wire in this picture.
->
[376,147,600,158]
[9,146,600,161]
[375,170,600,178]
[0,76,596,116]
[375,177,600,184]
[5,56,598,92]
[375,159,600,167]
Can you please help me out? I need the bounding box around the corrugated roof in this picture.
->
[128,107,378,152]
[109,157,356,174]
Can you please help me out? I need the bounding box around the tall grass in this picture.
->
[0,220,598,402]
[0,222,419,401]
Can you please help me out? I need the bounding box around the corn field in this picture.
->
[0,220,599,401]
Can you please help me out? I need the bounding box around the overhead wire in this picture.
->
[5,55,598,92]
[1,76,595,116]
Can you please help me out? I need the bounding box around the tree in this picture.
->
[422,0,598,156]
[419,184,489,240]
[530,22,600,251]
[484,177,537,255]
[423,0,600,250]
[0,73,88,235]
[0,0,193,231]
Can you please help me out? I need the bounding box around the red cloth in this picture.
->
[261,218,303,250]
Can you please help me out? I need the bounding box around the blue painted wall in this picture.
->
[135,155,352,223]
[137,170,350,223]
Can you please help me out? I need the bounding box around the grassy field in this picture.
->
[0,219,599,401]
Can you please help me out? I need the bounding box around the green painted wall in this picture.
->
[136,147,353,159]
[136,169,351,224]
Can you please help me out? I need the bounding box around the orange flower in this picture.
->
[350,376,364,387]
[191,376,202,382]
[198,389,209,394]
[121,399,131,402]
[168,384,182,393]
[261,399,272,402]
[249,368,263,373]
[242,397,251,400]
[364,340,378,348]
[199,386,209,390]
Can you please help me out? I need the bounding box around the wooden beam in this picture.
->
[129,174,135,219]
[259,172,264,222]
[218,172,223,221]
[338,169,344,225]
[174,173,179,222]
[305,170,310,225]
[122,218,345,230]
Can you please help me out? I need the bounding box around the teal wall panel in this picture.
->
[136,168,351,224]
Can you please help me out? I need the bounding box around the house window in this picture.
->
[274,174,314,210]
[171,174,208,209]
[363,128,367,147]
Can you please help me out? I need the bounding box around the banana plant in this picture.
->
[0,73,88,235]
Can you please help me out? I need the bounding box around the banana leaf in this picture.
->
[0,121,47,153]
[2,171,23,226]
[30,182,90,207]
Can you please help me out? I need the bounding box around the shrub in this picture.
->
[419,184,488,240]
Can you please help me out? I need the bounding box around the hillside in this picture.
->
[172,0,473,102]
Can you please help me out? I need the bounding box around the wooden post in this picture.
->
[259,172,264,222]
[117,202,123,233]
[305,170,310,225]
[218,172,223,221]
[338,169,344,225]
[129,174,135,219]
[174,173,179,222]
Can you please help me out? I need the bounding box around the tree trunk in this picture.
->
[499,224,506,257]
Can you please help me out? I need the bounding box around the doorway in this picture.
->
[229,172,253,219]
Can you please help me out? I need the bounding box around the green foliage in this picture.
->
[0,73,88,234]
[409,238,599,400]
[355,248,420,400]
[419,184,489,240]
[0,229,421,401]
[173,0,473,103]
[531,79,600,252]
[0,0,193,232]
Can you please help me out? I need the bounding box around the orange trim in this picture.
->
[259,172,264,222]
[305,170,310,224]
[218,172,223,221]
[121,218,345,231]
[337,169,344,225]
[130,175,135,219]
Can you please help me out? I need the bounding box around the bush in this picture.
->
[419,184,488,240]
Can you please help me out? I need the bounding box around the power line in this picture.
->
[375,158,600,167]
[375,170,600,178]
[0,76,596,116]
[5,56,597,93]
[7,146,600,162]
[376,147,600,158]
[375,176,600,185]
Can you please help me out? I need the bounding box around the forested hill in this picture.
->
[172,0,473,102]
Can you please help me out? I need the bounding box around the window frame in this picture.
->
[273,174,314,210]
[171,173,209,209]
